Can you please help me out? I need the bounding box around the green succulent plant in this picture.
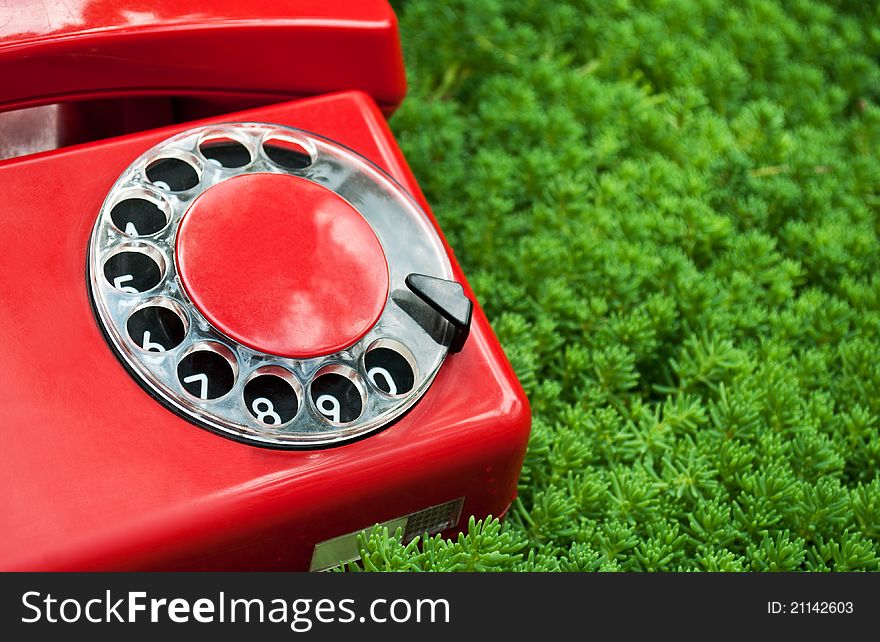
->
[346,0,880,571]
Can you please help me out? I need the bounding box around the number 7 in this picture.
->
[183,373,208,399]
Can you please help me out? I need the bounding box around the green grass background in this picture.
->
[351,0,880,571]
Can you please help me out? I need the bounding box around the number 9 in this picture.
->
[315,394,341,423]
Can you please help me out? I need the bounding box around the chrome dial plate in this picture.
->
[88,123,454,448]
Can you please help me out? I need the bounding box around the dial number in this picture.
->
[103,250,163,293]
[367,367,398,396]
[110,197,168,236]
[182,373,209,399]
[243,372,299,425]
[251,398,282,425]
[364,345,415,396]
[126,303,186,353]
[113,274,138,294]
[141,331,166,352]
[315,394,342,423]
[177,347,235,400]
[310,371,363,424]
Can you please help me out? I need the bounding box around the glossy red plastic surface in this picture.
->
[176,173,389,358]
[0,92,530,570]
[0,0,406,113]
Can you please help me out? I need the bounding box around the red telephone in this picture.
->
[0,0,530,571]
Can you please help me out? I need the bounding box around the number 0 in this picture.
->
[367,366,398,395]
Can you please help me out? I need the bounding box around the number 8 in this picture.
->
[252,397,282,425]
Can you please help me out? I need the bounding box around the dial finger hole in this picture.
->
[177,343,237,401]
[262,135,313,170]
[310,366,365,424]
[126,299,187,353]
[243,367,301,426]
[199,135,251,169]
[109,192,170,237]
[102,244,165,293]
[364,339,417,397]
[145,156,200,191]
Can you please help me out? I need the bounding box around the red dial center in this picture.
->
[175,173,389,359]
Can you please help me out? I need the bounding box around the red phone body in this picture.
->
[0,1,530,571]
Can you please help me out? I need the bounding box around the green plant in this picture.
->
[346,0,880,571]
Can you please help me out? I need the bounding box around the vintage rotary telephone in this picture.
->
[0,0,530,571]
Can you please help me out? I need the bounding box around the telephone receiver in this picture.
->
[0,0,530,571]
[0,0,407,155]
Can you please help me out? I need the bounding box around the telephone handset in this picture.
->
[0,1,530,570]
[0,0,406,110]
[0,0,407,152]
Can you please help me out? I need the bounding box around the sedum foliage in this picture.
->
[348,0,880,571]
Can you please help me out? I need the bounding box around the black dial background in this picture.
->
[365,347,415,395]
[200,140,251,168]
[263,141,311,169]
[146,157,200,191]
